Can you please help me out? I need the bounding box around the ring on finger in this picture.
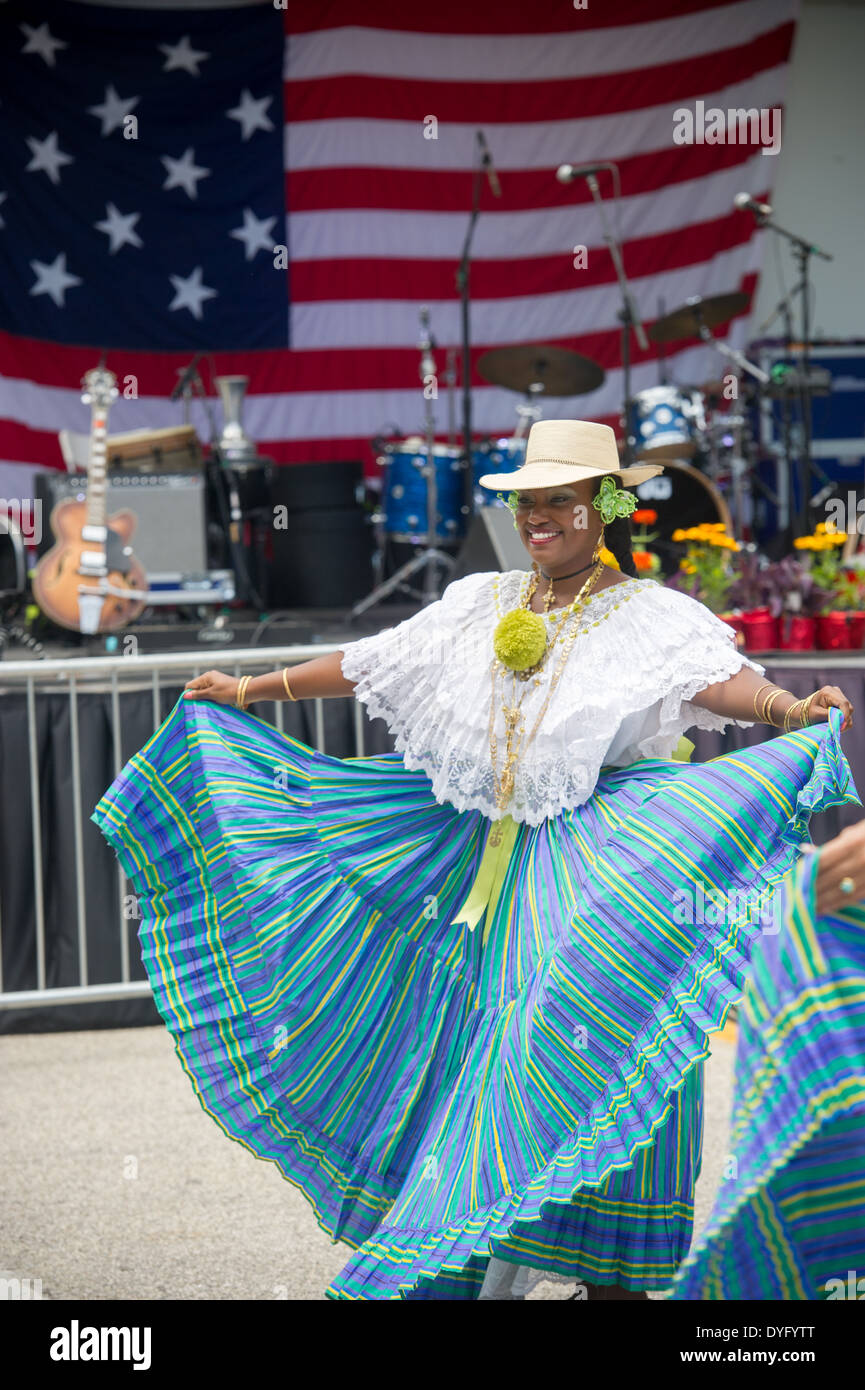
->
[840,876,856,895]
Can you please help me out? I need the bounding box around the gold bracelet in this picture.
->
[282,667,298,701]
[800,693,817,727]
[783,698,803,734]
[752,682,774,720]
[235,675,252,711]
[757,685,782,722]
[762,688,786,726]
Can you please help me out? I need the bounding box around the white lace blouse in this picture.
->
[339,570,765,825]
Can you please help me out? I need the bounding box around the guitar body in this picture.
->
[33,500,147,633]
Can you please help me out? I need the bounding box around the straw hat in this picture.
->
[477,419,665,489]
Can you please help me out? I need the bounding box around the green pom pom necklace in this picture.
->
[492,559,603,679]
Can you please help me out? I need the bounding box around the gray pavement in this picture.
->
[0,1023,735,1301]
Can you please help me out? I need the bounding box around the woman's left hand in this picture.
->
[806,685,854,733]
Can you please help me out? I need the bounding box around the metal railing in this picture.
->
[0,646,364,1009]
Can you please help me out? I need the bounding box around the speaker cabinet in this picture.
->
[450,507,533,581]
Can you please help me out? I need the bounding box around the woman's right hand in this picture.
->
[183,670,240,706]
[812,817,865,916]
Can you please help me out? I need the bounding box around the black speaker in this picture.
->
[269,507,373,608]
[450,507,533,581]
[271,461,364,513]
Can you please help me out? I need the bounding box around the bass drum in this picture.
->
[631,461,733,577]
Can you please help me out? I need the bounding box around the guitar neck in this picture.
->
[86,407,110,528]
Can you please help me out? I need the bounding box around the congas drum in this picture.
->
[381,438,466,544]
[629,385,707,460]
[631,461,733,576]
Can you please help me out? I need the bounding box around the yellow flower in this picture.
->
[493,610,547,671]
[599,546,620,570]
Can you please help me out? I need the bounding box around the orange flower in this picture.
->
[632,509,657,525]
[632,549,655,571]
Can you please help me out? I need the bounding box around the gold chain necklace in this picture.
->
[489,561,604,810]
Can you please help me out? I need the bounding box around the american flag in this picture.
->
[0,0,796,496]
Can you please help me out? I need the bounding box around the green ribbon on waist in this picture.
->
[450,738,693,948]
[451,813,519,947]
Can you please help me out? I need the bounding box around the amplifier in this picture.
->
[35,470,209,575]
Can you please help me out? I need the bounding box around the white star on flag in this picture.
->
[160,148,210,199]
[226,90,275,141]
[95,203,143,254]
[168,266,217,319]
[20,22,68,68]
[25,131,74,185]
[30,252,82,308]
[87,85,140,137]
[0,192,7,230]
[159,35,209,76]
[230,208,277,261]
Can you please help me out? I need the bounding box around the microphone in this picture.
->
[418,306,436,379]
[170,352,203,402]
[476,130,502,198]
[734,192,773,219]
[556,163,613,184]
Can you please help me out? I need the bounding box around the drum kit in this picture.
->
[362,289,759,608]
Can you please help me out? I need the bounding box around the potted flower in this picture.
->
[794,522,853,650]
[630,508,663,578]
[830,560,865,649]
[723,546,781,651]
[667,522,740,621]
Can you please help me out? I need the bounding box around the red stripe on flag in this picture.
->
[286,0,740,38]
[290,209,760,304]
[285,26,794,124]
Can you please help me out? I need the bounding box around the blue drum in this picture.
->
[472,435,528,507]
[381,440,466,543]
[628,385,706,459]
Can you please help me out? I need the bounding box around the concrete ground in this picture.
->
[0,1021,736,1301]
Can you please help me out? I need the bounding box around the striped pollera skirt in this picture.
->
[667,846,865,1301]
[91,699,859,1300]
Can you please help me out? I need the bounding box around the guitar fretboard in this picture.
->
[86,411,109,528]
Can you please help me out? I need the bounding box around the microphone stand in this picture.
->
[585,171,648,467]
[753,212,833,535]
[456,155,484,525]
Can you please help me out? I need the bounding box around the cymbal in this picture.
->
[648,293,749,344]
[476,344,605,397]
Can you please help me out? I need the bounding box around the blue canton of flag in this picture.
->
[0,0,287,350]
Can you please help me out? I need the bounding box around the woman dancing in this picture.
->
[93,419,858,1301]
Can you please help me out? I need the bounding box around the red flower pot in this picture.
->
[740,608,781,652]
[718,612,746,648]
[778,615,817,651]
[847,612,865,649]
[816,611,851,651]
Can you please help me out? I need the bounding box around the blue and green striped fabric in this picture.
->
[91,699,858,1300]
[668,847,865,1301]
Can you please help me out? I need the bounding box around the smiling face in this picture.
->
[513,480,603,573]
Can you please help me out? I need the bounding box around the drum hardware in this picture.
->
[351,308,456,618]
[211,375,268,610]
[456,132,501,527]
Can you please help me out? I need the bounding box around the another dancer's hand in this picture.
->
[813,817,865,916]
[806,685,854,733]
[183,670,240,706]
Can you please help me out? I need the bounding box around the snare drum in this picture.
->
[629,386,706,460]
[381,439,466,543]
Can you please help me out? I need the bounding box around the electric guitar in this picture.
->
[33,366,148,633]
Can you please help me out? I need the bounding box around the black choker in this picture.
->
[539,559,597,583]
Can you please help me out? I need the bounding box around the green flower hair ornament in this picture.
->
[592,475,637,526]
